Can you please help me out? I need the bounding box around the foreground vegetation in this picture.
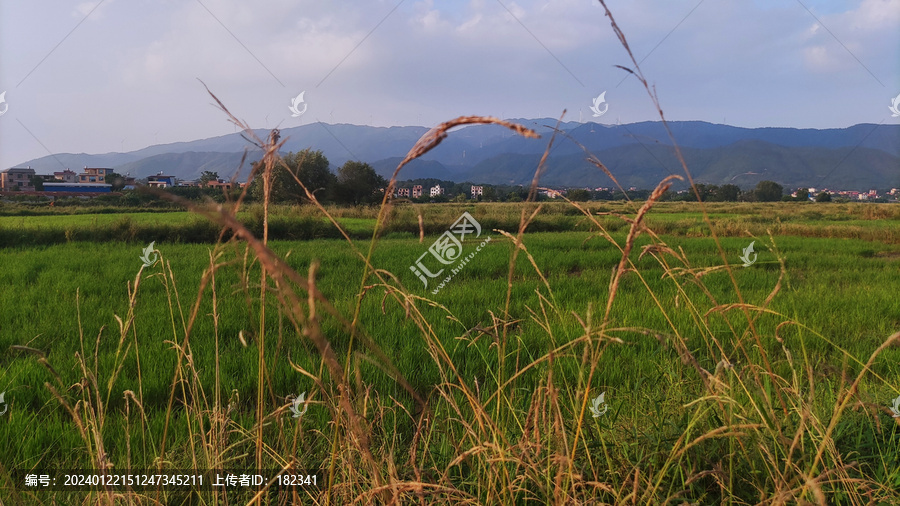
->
[1,194,899,504]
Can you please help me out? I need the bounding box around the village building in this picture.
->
[0,167,36,191]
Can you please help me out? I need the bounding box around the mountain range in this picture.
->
[12,120,900,190]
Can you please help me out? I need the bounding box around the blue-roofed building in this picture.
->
[147,173,177,188]
[43,183,112,193]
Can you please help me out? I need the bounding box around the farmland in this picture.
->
[1,201,899,504]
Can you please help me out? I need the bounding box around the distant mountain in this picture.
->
[455,141,899,190]
[114,152,252,181]
[369,157,461,181]
[11,120,900,190]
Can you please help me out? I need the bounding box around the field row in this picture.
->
[1,201,899,247]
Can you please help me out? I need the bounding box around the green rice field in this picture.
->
[0,202,898,504]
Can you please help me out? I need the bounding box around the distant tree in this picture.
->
[199,171,219,186]
[506,191,523,202]
[794,188,810,201]
[815,191,832,202]
[105,172,126,191]
[334,161,386,205]
[690,183,712,201]
[689,183,738,202]
[251,149,335,203]
[30,176,44,191]
[717,184,741,202]
[482,186,498,202]
[703,184,723,201]
[452,193,467,203]
[754,180,783,202]
[626,189,651,200]
[567,189,591,202]
[592,189,613,200]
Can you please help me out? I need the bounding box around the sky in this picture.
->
[1,0,898,170]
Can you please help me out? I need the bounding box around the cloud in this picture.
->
[1,0,897,169]
[799,0,899,74]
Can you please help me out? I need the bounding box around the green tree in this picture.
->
[815,191,832,202]
[30,176,44,191]
[199,171,219,186]
[334,161,387,205]
[251,149,335,203]
[592,189,613,200]
[717,184,740,202]
[794,188,810,201]
[690,183,711,201]
[567,188,591,202]
[105,172,126,191]
[482,186,498,202]
[754,180,783,202]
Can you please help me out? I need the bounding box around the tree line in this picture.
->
[24,152,841,206]
[247,149,387,205]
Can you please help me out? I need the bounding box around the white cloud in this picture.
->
[1,0,897,169]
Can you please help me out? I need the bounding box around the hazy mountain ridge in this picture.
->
[12,121,900,190]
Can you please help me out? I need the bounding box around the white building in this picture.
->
[430,185,444,197]
[470,185,483,198]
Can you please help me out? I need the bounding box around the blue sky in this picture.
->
[1,0,898,169]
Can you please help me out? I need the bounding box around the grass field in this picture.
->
[2,201,899,246]
[1,200,898,504]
